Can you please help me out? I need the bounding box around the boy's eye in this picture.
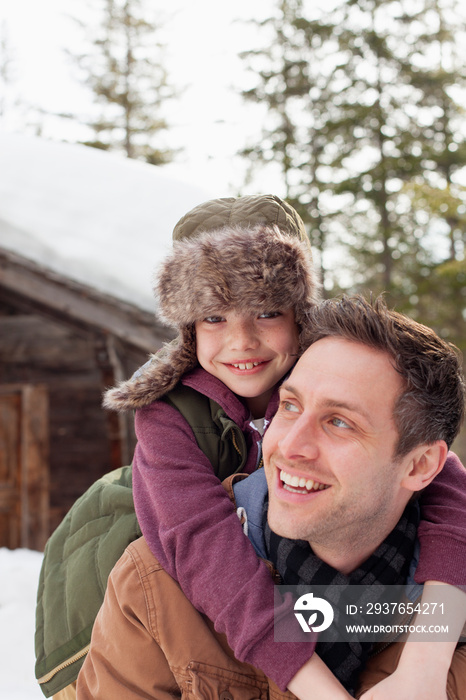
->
[258,311,281,319]
[204,316,225,324]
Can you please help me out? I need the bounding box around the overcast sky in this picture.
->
[1,0,284,196]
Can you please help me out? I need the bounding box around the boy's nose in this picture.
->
[228,318,260,351]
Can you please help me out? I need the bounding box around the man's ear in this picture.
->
[400,440,448,492]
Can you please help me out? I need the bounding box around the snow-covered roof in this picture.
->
[0,133,212,311]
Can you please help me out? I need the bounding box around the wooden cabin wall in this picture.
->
[0,297,150,538]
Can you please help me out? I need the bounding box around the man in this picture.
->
[76,296,466,700]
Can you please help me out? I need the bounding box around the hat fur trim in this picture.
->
[103,327,197,411]
[157,224,318,327]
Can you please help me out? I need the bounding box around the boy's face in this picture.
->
[195,309,299,417]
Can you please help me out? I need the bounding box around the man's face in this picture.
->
[263,337,411,557]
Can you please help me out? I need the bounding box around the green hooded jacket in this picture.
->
[34,385,247,697]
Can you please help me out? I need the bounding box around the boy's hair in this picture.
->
[302,295,465,455]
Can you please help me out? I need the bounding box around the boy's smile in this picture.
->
[229,360,265,371]
[225,358,272,375]
[195,309,299,418]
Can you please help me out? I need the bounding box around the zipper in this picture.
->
[257,440,264,469]
[230,427,263,468]
[37,645,90,685]
[230,429,242,457]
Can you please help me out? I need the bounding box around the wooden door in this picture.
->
[0,384,49,550]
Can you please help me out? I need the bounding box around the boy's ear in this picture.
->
[400,440,448,492]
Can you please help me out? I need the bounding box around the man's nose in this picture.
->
[228,318,259,351]
[277,415,319,462]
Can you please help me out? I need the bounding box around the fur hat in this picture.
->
[104,196,319,411]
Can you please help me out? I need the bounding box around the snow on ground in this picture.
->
[0,132,213,311]
[0,548,44,699]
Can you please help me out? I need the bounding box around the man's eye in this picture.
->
[332,417,351,429]
[280,400,300,413]
[258,311,280,319]
[204,316,224,324]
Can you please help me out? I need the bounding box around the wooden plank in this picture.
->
[0,393,20,483]
[0,392,21,548]
[20,385,49,550]
[93,335,123,470]
[0,384,49,550]
[0,248,172,353]
[0,315,97,368]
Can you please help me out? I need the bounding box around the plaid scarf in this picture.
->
[264,501,419,694]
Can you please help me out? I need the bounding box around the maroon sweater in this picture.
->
[133,367,466,691]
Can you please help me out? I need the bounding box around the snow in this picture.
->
[0,132,213,311]
[0,548,44,699]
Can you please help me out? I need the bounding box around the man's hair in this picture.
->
[302,295,465,456]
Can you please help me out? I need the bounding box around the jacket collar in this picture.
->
[232,469,269,559]
[182,367,280,431]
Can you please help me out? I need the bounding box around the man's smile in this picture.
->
[279,468,330,495]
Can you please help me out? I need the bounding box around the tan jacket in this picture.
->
[76,537,466,700]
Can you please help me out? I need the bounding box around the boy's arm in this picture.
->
[415,452,466,586]
[358,451,466,699]
[358,582,466,700]
[133,400,316,692]
[288,654,352,700]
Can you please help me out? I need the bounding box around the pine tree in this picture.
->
[239,0,466,304]
[405,0,466,262]
[240,0,338,290]
[333,0,466,299]
[69,0,175,164]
